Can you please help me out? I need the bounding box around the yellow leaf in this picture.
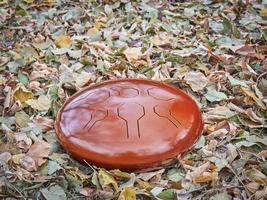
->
[26,95,51,111]
[118,187,136,200]
[110,169,131,181]
[23,0,34,4]
[260,9,267,17]
[55,35,72,48]
[136,179,151,190]
[13,84,34,107]
[42,0,55,7]
[0,0,8,5]
[98,169,119,192]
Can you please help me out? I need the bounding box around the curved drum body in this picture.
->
[55,79,203,171]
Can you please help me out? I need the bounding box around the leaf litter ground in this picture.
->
[0,0,267,199]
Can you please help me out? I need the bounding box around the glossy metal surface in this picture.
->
[55,79,203,171]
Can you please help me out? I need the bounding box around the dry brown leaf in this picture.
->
[20,155,37,172]
[26,140,51,167]
[185,162,210,181]
[246,182,260,193]
[12,154,26,165]
[123,47,144,63]
[204,106,236,123]
[33,116,54,132]
[206,128,228,139]
[152,32,172,47]
[193,174,217,184]
[0,152,12,164]
[15,133,32,151]
[258,150,267,159]
[184,71,208,92]
[241,87,266,110]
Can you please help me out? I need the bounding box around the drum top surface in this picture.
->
[55,79,203,171]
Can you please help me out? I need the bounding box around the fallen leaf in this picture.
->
[20,155,36,172]
[13,84,34,107]
[210,192,232,200]
[27,140,51,167]
[15,111,30,127]
[152,32,172,47]
[26,95,51,112]
[118,187,136,200]
[185,162,210,181]
[227,75,249,88]
[110,169,131,181]
[33,116,54,132]
[245,168,267,184]
[74,71,92,88]
[204,106,236,122]
[123,47,144,62]
[98,169,119,192]
[260,8,267,17]
[157,189,175,200]
[205,88,228,102]
[15,132,32,151]
[47,160,62,175]
[193,174,217,184]
[41,185,67,200]
[55,35,72,48]
[167,168,183,182]
[241,87,266,110]
[136,169,165,181]
[246,182,260,193]
[184,71,208,92]
[0,152,12,164]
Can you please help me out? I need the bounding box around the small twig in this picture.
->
[83,159,97,172]
[5,26,29,30]
[256,70,267,83]
[177,185,208,196]
[226,164,249,195]
[199,185,244,198]
[238,149,264,161]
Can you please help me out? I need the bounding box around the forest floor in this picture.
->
[0,0,267,199]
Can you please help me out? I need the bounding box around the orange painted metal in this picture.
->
[55,79,203,171]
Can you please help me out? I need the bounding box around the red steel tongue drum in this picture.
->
[55,79,203,171]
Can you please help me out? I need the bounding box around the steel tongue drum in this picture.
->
[55,79,203,171]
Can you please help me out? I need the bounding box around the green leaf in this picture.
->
[227,75,249,88]
[260,161,267,175]
[15,7,27,16]
[48,85,59,101]
[167,169,183,182]
[157,189,175,200]
[47,160,62,175]
[210,192,232,200]
[41,185,66,200]
[97,60,107,72]
[92,171,101,189]
[18,74,29,85]
[205,88,228,102]
[194,135,206,149]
